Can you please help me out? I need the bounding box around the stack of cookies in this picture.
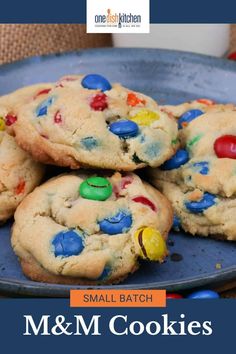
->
[0,74,179,284]
[149,100,236,241]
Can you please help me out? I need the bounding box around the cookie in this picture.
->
[0,83,53,134]
[152,180,236,241]
[10,74,178,171]
[0,84,53,223]
[160,98,235,124]
[148,109,236,240]
[149,111,236,197]
[12,172,173,285]
[0,130,44,223]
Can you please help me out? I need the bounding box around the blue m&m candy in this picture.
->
[36,96,55,117]
[81,137,99,151]
[52,230,84,257]
[109,120,139,139]
[161,149,189,170]
[187,290,219,299]
[185,192,216,213]
[192,161,209,175]
[99,210,132,235]
[172,215,181,231]
[178,109,204,129]
[81,74,112,92]
[96,266,111,281]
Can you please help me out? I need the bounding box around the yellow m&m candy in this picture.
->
[130,109,159,126]
[134,226,167,261]
[0,117,5,131]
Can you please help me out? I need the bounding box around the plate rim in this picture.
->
[1,47,236,76]
[0,265,236,297]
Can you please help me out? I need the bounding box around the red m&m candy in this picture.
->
[132,196,157,212]
[54,110,63,124]
[166,293,183,299]
[214,135,236,159]
[5,114,17,126]
[90,93,108,111]
[34,88,51,99]
[15,180,26,195]
[228,51,236,61]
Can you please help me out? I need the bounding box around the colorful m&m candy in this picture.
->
[130,109,159,126]
[79,177,112,201]
[185,192,216,213]
[99,210,132,235]
[127,92,146,107]
[96,266,111,281]
[34,88,52,99]
[90,93,108,111]
[187,290,219,299]
[228,51,236,60]
[0,117,5,131]
[109,120,139,139]
[172,215,181,231]
[166,293,183,299]
[52,230,84,257]
[196,98,215,106]
[5,114,17,126]
[15,180,26,195]
[132,196,157,212]
[214,135,236,159]
[81,74,112,92]
[54,110,63,124]
[81,137,98,151]
[36,96,55,117]
[192,161,209,175]
[178,109,204,129]
[161,149,189,170]
[134,226,167,261]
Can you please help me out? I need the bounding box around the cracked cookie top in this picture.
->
[8,74,178,171]
[12,172,172,284]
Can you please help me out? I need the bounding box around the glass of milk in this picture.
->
[113,24,230,57]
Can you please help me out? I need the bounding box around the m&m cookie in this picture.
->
[159,98,235,124]
[147,108,236,241]
[12,172,172,284]
[149,180,236,241]
[0,88,47,223]
[9,74,178,171]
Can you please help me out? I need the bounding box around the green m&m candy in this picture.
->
[79,177,112,201]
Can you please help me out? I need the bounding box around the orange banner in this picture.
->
[70,289,166,307]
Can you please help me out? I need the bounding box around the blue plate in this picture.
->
[0,48,236,297]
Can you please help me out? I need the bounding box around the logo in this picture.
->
[86,0,150,33]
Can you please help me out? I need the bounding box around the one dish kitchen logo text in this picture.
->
[95,8,141,29]
[87,0,150,33]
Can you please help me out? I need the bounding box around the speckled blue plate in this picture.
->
[0,48,236,297]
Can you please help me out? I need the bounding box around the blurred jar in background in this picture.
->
[113,24,230,57]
